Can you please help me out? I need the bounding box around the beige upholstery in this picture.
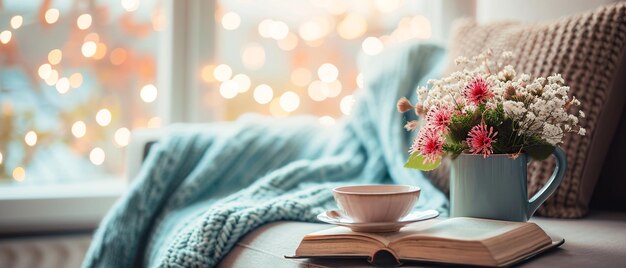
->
[218,211,626,267]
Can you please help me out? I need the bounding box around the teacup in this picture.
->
[332,185,421,223]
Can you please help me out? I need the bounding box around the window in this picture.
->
[0,0,163,184]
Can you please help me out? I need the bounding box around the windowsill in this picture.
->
[0,179,127,235]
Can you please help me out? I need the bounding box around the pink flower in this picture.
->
[464,76,494,105]
[466,122,498,158]
[425,106,452,133]
[411,127,445,163]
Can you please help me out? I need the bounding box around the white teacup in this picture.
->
[332,185,421,223]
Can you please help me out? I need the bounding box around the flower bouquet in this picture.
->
[397,50,586,171]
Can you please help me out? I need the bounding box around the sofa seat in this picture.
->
[218,211,626,267]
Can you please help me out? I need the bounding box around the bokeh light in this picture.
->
[77,14,93,30]
[362,37,384,56]
[308,81,327,102]
[38,64,52,79]
[114,127,131,147]
[56,77,70,94]
[279,91,300,112]
[72,121,87,138]
[96,109,112,126]
[147,117,162,128]
[356,73,364,88]
[13,167,25,182]
[232,74,251,93]
[140,84,158,103]
[319,116,336,126]
[45,8,60,24]
[241,43,265,70]
[213,64,233,82]
[110,48,128,65]
[89,147,105,165]
[219,80,238,99]
[48,49,62,65]
[253,84,273,104]
[44,70,59,86]
[317,63,339,83]
[277,32,298,51]
[340,95,356,115]
[81,41,97,58]
[0,31,12,44]
[25,131,37,146]
[337,13,367,40]
[121,0,140,12]
[221,12,241,30]
[10,16,23,29]
[69,73,83,88]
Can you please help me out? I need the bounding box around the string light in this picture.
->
[147,117,162,128]
[362,37,384,56]
[72,121,87,138]
[269,20,289,40]
[258,19,273,38]
[340,95,356,115]
[96,108,112,126]
[277,32,298,51]
[45,8,60,24]
[375,0,403,13]
[121,0,140,12]
[13,167,25,182]
[279,91,300,112]
[317,63,339,83]
[241,43,265,70]
[319,116,336,126]
[81,41,97,58]
[232,74,251,93]
[253,84,273,104]
[25,131,38,146]
[69,73,83,88]
[89,147,105,165]
[77,14,92,30]
[44,70,59,86]
[10,16,23,29]
[38,64,52,79]
[114,127,131,147]
[221,12,241,30]
[308,80,327,102]
[213,64,233,82]
[337,13,367,40]
[140,84,158,103]
[201,64,216,83]
[48,49,62,65]
[56,77,70,94]
[356,73,364,88]
[93,43,107,60]
[219,80,238,99]
[110,48,127,65]
[325,80,342,98]
[0,31,12,44]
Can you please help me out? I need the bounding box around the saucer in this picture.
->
[317,209,439,233]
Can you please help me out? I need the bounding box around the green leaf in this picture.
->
[525,142,555,160]
[404,152,442,171]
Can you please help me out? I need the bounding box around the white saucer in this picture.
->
[317,209,439,233]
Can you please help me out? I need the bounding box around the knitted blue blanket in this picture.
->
[83,43,449,267]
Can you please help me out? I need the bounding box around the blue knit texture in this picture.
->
[82,43,449,268]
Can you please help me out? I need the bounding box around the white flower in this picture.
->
[503,100,526,117]
[579,110,585,118]
[542,123,564,145]
[578,128,586,136]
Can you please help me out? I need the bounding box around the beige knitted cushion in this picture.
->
[429,3,626,218]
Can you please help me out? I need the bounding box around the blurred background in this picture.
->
[0,0,618,267]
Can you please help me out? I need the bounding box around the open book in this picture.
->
[289,217,563,267]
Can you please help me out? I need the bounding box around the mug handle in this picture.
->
[526,147,567,220]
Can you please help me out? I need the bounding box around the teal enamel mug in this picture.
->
[449,147,566,222]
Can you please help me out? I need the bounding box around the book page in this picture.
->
[399,217,526,241]
[304,219,442,245]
